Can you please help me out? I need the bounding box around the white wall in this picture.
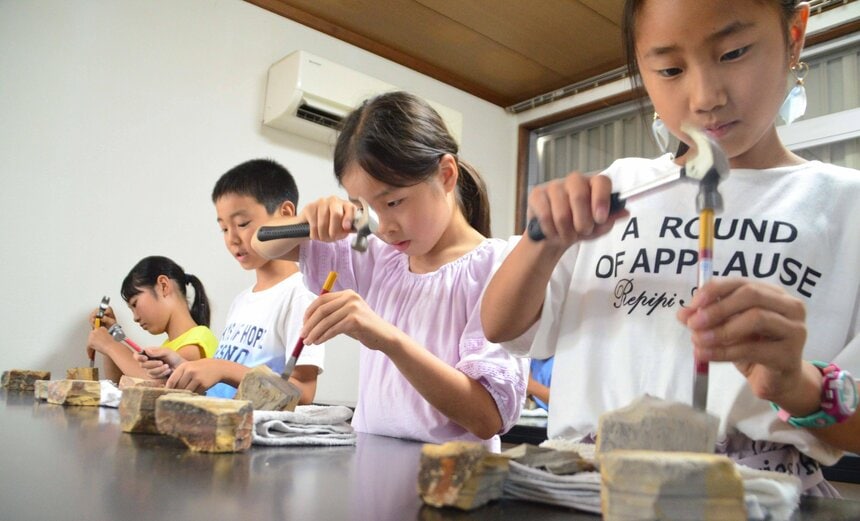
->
[0,0,518,403]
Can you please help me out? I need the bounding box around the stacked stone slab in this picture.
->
[46,380,101,406]
[418,441,509,510]
[596,394,719,456]
[600,450,746,520]
[504,443,593,474]
[66,367,99,381]
[235,365,301,411]
[155,394,254,453]
[120,387,193,433]
[118,376,166,390]
[2,369,51,391]
[34,380,50,400]
[597,395,745,520]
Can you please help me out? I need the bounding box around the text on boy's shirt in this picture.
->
[213,322,268,364]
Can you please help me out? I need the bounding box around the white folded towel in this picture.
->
[253,405,356,446]
[99,380,122,408]
[737,465,802,521]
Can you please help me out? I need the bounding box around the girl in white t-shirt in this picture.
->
[483,0,860,495]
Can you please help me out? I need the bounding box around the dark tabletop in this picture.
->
[2,389,860,521]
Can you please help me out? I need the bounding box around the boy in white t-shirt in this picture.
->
[139,159,324,402]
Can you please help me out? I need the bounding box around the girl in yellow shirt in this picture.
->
[87,256,218,382]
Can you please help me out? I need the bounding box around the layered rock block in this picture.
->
[155,395,253,453]
[596,394,719,456]
[600,450,746,521]
[120,387,193,433]
[34,380,50,400]
[235,365,301,411]
[46,379,101,406]
[118,375,166,390]
[2,369,51,391]
[418,441,509,510]
[66,367,99,381]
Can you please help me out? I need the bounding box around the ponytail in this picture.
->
[184,273,211,327]
[455,158,491,237]
[121,256,211,327]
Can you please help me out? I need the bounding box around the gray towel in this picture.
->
[253,405,356,446]
[502,459,800,520]
[503,462,603,513]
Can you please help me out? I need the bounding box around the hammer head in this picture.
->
[96,296,110,319]
[107,323,126,342]
[351,197,379,252]
[681,123,730,213]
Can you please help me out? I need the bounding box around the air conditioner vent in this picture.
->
[296,103,343,129]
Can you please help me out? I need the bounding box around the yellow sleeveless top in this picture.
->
[161,325,218,358]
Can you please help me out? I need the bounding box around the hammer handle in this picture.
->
[527,192,624,241]
[257,223,311,242]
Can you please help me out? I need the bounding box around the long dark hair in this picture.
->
[333,91,491,237]
[120,256,211,327]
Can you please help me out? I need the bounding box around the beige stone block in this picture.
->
[46,379,101,406]
[597,394,719,456]
[2,369,51,391]
[118,375,165,390]
[600,450,746,521]
[418,441,509,510]
[119,387,193,433]
[236,365,300,411]
[66,367,99,381]
[155,395,253,453]
[34,380,50,400]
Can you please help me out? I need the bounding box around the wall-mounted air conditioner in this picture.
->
[262,50,462,145]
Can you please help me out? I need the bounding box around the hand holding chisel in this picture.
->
[89,296,110,367]
[283,271,338,379]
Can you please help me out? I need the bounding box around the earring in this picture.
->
[651,112,671,155]
[779,60,808,125]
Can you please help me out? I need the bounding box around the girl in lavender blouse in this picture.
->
[253,91,528,451]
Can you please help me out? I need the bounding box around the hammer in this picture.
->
[90,295,110,367]
[525,124,730,411]
[684,124,729,412]
[256,197,379,252]
[108,323,147,358]
[526,124,729,241]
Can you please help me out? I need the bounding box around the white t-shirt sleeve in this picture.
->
[278,276,325,373]
[527,243,580,360]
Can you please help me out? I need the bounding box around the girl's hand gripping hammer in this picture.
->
[256,197,379,252]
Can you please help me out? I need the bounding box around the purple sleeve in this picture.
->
[299,238,357,294]
[298,235,392,295]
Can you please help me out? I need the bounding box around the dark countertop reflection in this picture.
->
[2,389,860,521]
